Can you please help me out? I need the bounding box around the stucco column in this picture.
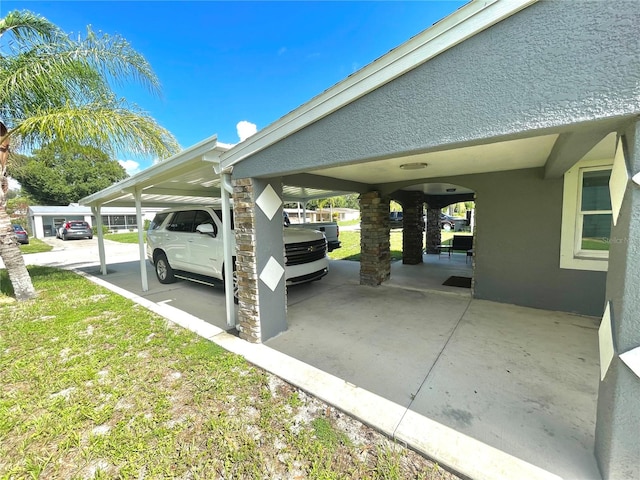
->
[232,177,287,343]
[594,123,640,479]
[425,207,441,254]
[402,192,424,264]
[359,191,390,285]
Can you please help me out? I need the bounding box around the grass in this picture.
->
[104,232,146,244]
[0,266,455,480]
[330,229,462,261]
[18,238,53,254]
[581,238,609,251]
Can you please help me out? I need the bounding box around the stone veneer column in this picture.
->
[402,192,424,264]
[232,177,287,343]
[594,123,640,479]
[359,191,390,285]
[425,207,441,254]
[232,178,261,342]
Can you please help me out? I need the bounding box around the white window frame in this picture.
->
[560,158,613,271]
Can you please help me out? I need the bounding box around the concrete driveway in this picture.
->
[16,238,601,480]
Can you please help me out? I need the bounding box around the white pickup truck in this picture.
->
[146,206,328,299]
[283,212,341,252]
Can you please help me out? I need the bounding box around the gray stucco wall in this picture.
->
[443,168,606,316]
[234,0,639,179]
[594,121,640,479]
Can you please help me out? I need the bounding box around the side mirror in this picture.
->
[196,223,216,237]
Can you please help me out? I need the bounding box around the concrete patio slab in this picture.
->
[14,239,602,480]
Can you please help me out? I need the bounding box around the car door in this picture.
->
[188,209,223,278]
[163,210,197,270]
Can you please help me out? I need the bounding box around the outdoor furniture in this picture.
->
[440,235,473,260]
[438,244,452,258]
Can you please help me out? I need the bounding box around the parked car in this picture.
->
[56,220,93,240]
[389,211,403,228]
[12,224,29,244]
[146,206,329,302]
[284,211,341,252]
[440,214,456,231]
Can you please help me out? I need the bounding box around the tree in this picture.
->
[0,10,180,301]
[13,142,127,205]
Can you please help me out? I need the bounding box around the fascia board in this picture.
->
[220,0,538,171]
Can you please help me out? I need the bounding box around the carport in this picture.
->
[81,1,640,479]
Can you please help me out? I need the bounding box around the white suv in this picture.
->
[146,206,328,299]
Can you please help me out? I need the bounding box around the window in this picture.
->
[149,212,170,231]
[578,169,612,254]
[166,210,196,233]
[560,159,613,271]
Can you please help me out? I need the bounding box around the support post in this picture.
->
[92,205,107,276]
[220,172,237,328]
[134,188,148,292]
[359,191,390,285]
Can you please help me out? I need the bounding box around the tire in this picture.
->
[233,269,239,305]
[155,252,176,284]
[224,259,239,305]
[443,223,452,231]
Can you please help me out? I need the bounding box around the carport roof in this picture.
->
[80,135,350,209]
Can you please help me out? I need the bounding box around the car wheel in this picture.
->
[88,235,93,240]
[224,260,239,305]
[443,223,452,231]
[155,252,176,284]
[233,269,239,305]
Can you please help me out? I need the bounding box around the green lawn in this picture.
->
[581,238,609,251]
[0,267,452,480]
[105,232,146,243]
[329,229,461,261]
[19,238,53,254]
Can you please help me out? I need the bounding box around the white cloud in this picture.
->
[236,121,257,142]
[118,159,141,176]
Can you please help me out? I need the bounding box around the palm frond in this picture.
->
[0,48,111,115]
[0,10,65,48]
[16,101,181,160]
[77,25,161,95]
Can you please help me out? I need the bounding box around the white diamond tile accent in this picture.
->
[609,138,629,227]
[260,256,284,292]
[256,184,282,221]
[599,302,615,381]
[620,347,640,380]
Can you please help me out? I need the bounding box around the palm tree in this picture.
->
[0,10,180,300]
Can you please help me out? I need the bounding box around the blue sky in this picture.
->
[3,1,466,173]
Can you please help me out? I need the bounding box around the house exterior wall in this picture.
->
[233,0,639,180]
[594,121,640,479]
[454,168,607,317]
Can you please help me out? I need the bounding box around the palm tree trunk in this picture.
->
[0,203,37,301]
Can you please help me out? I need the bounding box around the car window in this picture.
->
[149,212,170,230]
[213,209,234,230]
[166,210,197,233]
[194,210,217,236]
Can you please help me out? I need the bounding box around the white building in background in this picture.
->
[27,204,163,239]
